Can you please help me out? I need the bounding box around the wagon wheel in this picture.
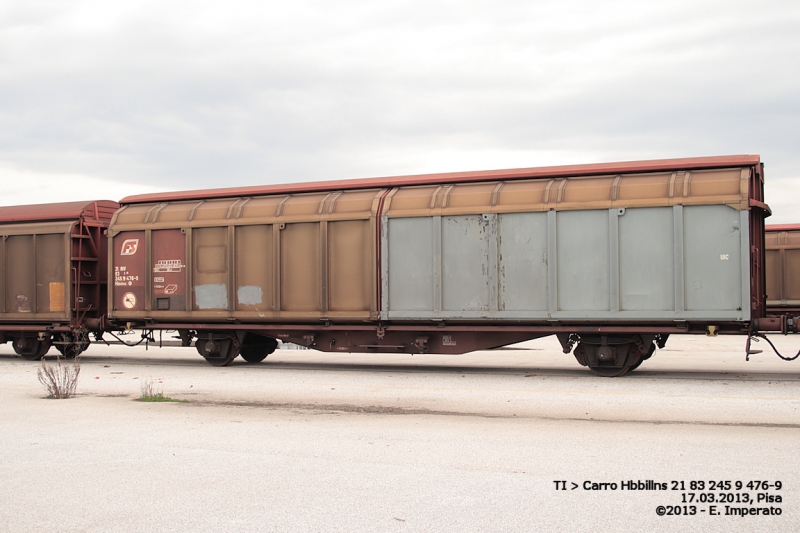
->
[627,342,656,373]
[588,363,632,377]
[195,334,241,367]
[239,336,279,363]
[587,342,642,377]
[203,354,237,367]
[13,336,52,361]
[240,345,269,363]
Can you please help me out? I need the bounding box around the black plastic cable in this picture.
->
[107,330,150,347]
[749,335,800,361]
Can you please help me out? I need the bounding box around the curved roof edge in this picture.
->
[0,200,120,224]
[120,155,762,205]
[766,224,800,232]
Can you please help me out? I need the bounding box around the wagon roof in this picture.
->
[766,224,800,232]
[0,200,119,224]
[120,155,762,205]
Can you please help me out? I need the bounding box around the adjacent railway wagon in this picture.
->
[0,201,119,359]
[110,155,774,375]
[766,224,800,315]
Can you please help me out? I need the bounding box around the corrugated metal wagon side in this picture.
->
[109,189,384,364]
[765,224,800,315]
[381,166,756,322]
[0,200,119,359]
[112,155,771,374]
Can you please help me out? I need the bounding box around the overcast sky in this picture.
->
[1,0,799,220]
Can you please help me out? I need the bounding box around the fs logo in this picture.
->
[120,239,139,256]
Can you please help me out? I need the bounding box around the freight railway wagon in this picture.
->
[0,201,119,359]
[766,224,800,316]
[109,155,777,376]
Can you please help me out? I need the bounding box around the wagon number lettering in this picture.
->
[720,254,729,260]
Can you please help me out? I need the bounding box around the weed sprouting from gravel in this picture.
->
[137,378,184,402]
[37,357,81,399]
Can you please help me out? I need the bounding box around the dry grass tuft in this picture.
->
[37,358,81,399]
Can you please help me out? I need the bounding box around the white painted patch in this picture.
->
[194,284,228,309]
[237,286,263,306]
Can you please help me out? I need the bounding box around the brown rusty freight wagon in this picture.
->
[110,155,780,375]
[0,200,119,359]
[766,224,800,316]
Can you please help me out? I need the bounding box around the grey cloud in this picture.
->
[1,0,799,218]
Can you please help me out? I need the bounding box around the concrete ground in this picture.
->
[0,334,798,532]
